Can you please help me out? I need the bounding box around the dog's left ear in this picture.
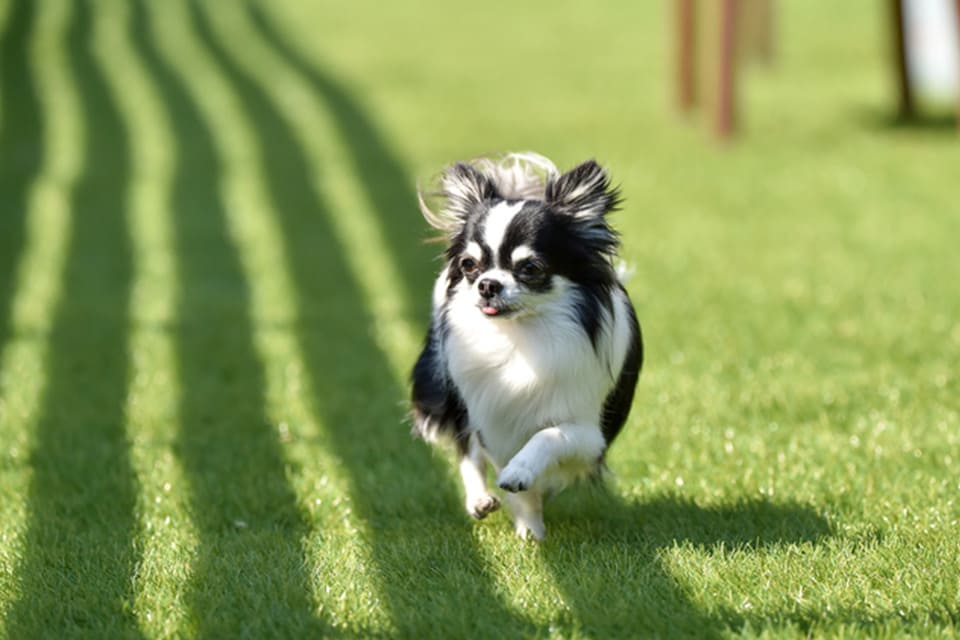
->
[545,160,620,219]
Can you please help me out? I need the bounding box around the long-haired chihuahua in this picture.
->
[410,153,642,540]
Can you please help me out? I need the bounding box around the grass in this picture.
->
[1,0,959,637]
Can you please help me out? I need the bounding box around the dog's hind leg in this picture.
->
[504,490,546,540]
[459,432,500,519]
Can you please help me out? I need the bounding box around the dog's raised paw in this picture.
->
[497,464,535,493]
[467,493,501,519]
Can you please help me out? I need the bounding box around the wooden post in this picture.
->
[715,0,739,138]
[891,0,915,120]
[676,0,698,111]
[741,0,775,63]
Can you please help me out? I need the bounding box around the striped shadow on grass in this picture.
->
[4,0,143,636]
[246,1,439,311]
[89,0,192,633]
[214,8,845,637]
[131,0,332,635]
[0,0,44,365]
[190,0,538,635]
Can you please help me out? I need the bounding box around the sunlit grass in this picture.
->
[91,1,192,635]
[144,0,380,632]
[1,0,959,637]
[0,0,78,629]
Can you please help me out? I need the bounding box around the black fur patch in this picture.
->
[410,317,470,455]
[599,297,643,444]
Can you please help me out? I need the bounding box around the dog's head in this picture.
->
[421,153,622,319]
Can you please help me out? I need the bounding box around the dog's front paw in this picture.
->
[467,493,501,519]
[497,463,537,493]
[504,492,546,541]
[515,516,546,541]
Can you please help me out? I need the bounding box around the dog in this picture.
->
[410,153,642,540]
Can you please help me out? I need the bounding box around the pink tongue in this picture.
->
[481,306,499,316]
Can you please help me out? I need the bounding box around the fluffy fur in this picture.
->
[411,152,643,540]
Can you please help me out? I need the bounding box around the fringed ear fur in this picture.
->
[419,155,618,238]
[545,160,620,219]
[419,162,500,234]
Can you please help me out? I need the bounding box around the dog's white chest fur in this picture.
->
[444,284,613,470]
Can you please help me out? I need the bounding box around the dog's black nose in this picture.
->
[477,278,503,299]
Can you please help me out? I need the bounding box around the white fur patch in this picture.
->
[432,266,450,309]
[510,245,535,265]
[482,201,524,259]
[459,433,501,519]
[465,241,483,262]
[444,279,623,486]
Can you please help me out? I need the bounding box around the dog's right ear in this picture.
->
[419,162,500,233]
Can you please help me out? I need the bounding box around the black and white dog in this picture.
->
[410,153,642,540]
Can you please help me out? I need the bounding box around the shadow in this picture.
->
[189,1,538,636]
[857,106,960,133]
[0,0,44,360]
[131,2,331,636]
[541,490,833,638]
[5,1,143,637]
[248,1,437,314]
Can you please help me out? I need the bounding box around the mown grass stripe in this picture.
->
[90,0,194,635]
[0,0,78,626]
[0,0,43,357]
[218,0,432,381]
[4,0,143,636]
[240,6,580,625]
[137,0,332,634]
[4,0,82,338]
[193,2,541,636]
[140,0,385,630]
[249,0,438,328]
[234,3,578,632]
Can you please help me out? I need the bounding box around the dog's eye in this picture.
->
[460,257,479,276]
[516,260,543,279]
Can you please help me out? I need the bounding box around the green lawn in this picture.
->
[1,0,959,637]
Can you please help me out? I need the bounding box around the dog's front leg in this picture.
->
[503,490,545,540]
[497,423,605,493]
[459,432,500,519]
